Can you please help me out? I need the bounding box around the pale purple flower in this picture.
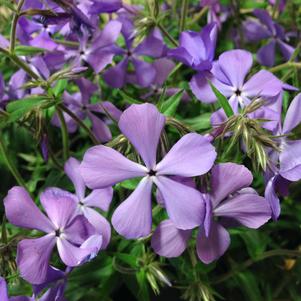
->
[142,58,190,101]
[103,28,166,88]
[51,78,122,142]
[265,93,301,220]
[80,103,216,239]
[4,187,102,284]
[243,9,294,67]
[65,20,121,73]
[65,157,113,248]
[151,163,271,264]
[190,49,283,128]
[200,0,228,29]
[168,23,217,73]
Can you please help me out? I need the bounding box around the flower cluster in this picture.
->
[0,0,301,300]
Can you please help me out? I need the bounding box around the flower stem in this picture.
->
[58,104,99,145]
[56,107,70,161]
[0,132,28,188]
[269,62,301,73]
[10,0,25,53]
[213,249,301,284]
[0,47,40,80]
[179,0,188,32]
[157,23,178,47]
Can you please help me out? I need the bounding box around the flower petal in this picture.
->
[196,221,230,264]
[279,140,301,181]
[103,59,128,88]
[218,49,253,88]
[83,187,113,211]
[82,207,111,248]
[154,176,205,230]
[256,41,276,67]
[80,145,147,189]
[214,194,271,228]
[119,103,166,169]
[243,70,282,99]
[156,133,216,177]
[40,188,78,229]
[17,235,56,284]
[64,157,86,200]
[131,58,157,87]
[265,175,281,220]
[210,163,253,207]
[0,277,9,301]
[64,215,95,245]
[112,177,153,239]
[4,187,54,233]
[283,93,301,134]
[87,111,112,143]
[57,238,98,267]
[151,220,191,258]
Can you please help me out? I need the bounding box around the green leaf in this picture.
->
[6,96,47,123]
[236,272,263,301]
[136,270,150,301]
[120,178,141,190]
[14,45,45,56]
[53,79,68,97]
[209,81,234,117]
[183,113,211,131]
[119,90,142,104]
[159,89,184,117]
[115,253,138,268]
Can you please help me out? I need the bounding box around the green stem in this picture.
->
[179,0,188,32]
[0,132,28,188]
[269,62,301,73]
[157,23,178,47]
[56,107,70,161]
[58,104,99,145]
[10,0,25,53]
[0,47,40,80]
[188,6,208,25]
[213,249,301,284]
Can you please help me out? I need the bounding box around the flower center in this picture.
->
[235,89,241,96]
[55,229,62,237]
[148,169,156,176]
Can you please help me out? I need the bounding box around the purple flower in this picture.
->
[168,23,217,72]
[80,103,216,239]
[0,277,33,301]
[4,187,102,284]
[200,0,228,29]
[141,58,190,101]
[51,78,121,142]
[151,163,271,263]
[88,0,123,14]
[103,28,166,88]
[65,157,113,248]
[66,20,122,73]
[265,93,301,220]
[243,9,294,67]
[33,267,69,301]
[190,49,283,127]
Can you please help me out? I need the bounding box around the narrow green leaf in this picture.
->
[115,253,138,268]
[119,90,142,104]
[53,79,68,97]
[136,270,150,301]
[209,81,234,117]
[183,113,211,131]
[14,45,45,56]
[159,89,184,117]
